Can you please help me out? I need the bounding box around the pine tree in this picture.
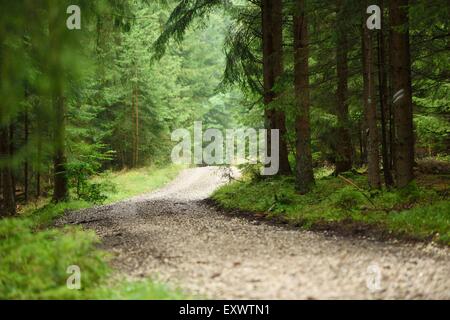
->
[262,0,291,175]
[48,6,68,202]
[293,0,314,193]
[334,0,353,174]
[362,3,381,189]
[389,0,414,187]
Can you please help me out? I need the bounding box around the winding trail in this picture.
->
[60,167,450,299]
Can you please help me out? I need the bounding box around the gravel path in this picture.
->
[60,167,450,299]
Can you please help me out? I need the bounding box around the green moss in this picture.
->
[329,187,366,210]
[0,218,109,299]
[387,201,450,245]
[212,173,450,245]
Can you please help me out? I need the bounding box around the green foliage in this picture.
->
[213,172,450,245]
[329,187,366,211]
[1,1,242,204]
[387,201,450,245]
[67,161,114,204]
[153,0,226,60]
[0,165,187,299]
[98,164,184,203]
[0,0,449,299]
[0,215,189,299]
[397,182,423,203]
[414,115,450,156]
[0,218,109,299]
[239,163,264,182]
[93,279,189,300]
[24,201,91,228]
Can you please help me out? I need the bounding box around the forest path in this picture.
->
[61,167,450,299]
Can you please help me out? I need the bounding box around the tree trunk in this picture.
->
[24,103,29,202]
[359,109,368,166]
[362,15,381,189]
[9,123,16,201]
[262,0,291,175]
[36,123,42,198]
[52,94,68,202]
[49,17,68,202]
[0,127,16,217]
[132,87,136,167]
[294,0,314,193]
[377,1,394,187]
[334,1,353,174]
[136,88,139,166]
[36,172,41,198]
[389,0,414,187]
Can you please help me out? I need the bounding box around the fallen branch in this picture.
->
[338,175,377,208]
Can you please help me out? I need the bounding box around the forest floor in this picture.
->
[59,167,450,299]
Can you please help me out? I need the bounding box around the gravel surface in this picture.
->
[60,167,450,299]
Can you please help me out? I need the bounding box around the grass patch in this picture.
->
[22,200,91,228]
[94,280,189,300]
[212,172,450,245]
[0,218,108,299]
[98,164,183,204]
[1,165,187,300]
[0,216,189,299]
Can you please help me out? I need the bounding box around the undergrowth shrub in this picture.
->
[387,201,450,245]
[239,163,264,181]
[329,187,366,210]
[0,218,110,299]
[67,161,117,204]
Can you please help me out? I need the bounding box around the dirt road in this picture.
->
[60,167,450,299]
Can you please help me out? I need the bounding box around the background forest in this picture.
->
[0,0,242,212]
[0,0,448,300]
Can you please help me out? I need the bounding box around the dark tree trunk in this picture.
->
[359,120,366,166]
[388,48,395,172]
[389,0,414,187]
[135,85,139,167]
[52,94,68,202]
[49,16,68,202]
[334,1,353,174]
[377,1,394,187]
[36,172,41,198]
[24,103,29,202]
[132,87,136,167]
[294,0,314,193]
[36,129,42,198]
[362,13,381,189]
[262,0,291,175]
[0,127,16,217]
[9,123,17,202]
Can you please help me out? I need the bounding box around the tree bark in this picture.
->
[135,85,139,167]
[362,15,381,189]
[359,120,367,166]
[9,123,16,201]
[0,127,16,217]
[389,0,414,187]
[52,94,68,202]
[262,0,291,175]
[24,98,29,202]
[334,1,353,174]
[36,117,42,198]
[377,1,394,187]
[49,17,68,202]
[294,0,314,193]
[132,87,136,167]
